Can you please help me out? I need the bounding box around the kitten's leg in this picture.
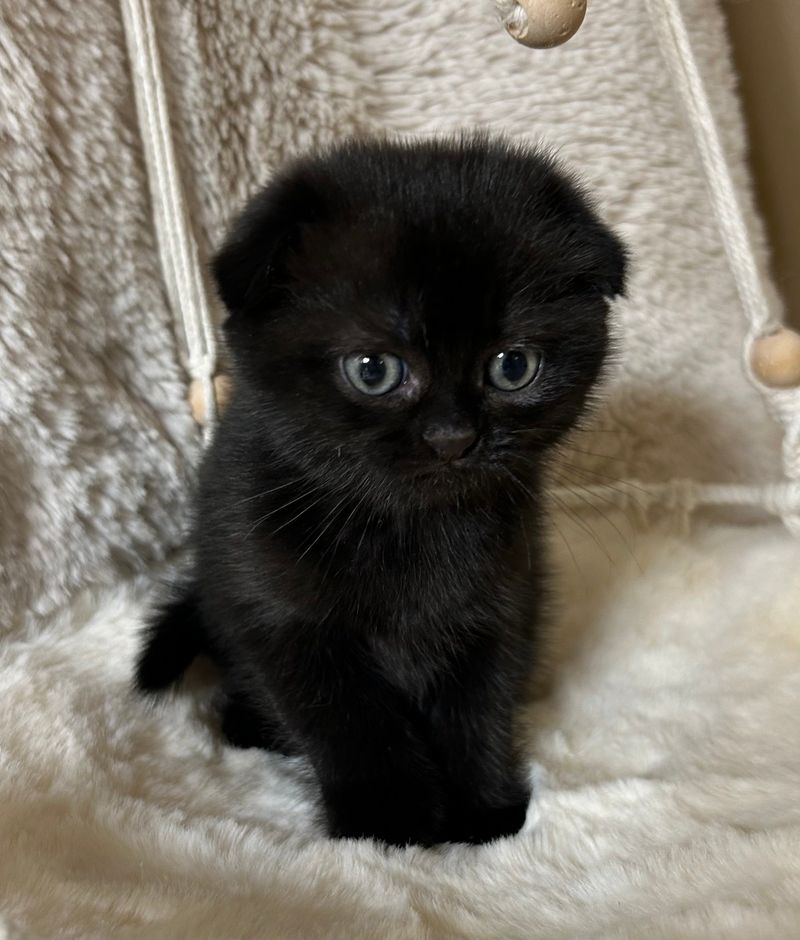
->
[429,638,532,845]
[220,691,297,756]
[269,632,446,846]
[136,588,204,691]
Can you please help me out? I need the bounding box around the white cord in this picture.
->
[644,0,799,534]
[551,478,800,520]
[494,1,528,35]
[644,0,778,334]
[120,0,219,441]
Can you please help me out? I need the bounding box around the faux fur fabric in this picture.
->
[0,0,786,629]
[0,2,200,630]
[1,515,799,939]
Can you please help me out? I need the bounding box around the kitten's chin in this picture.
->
[397,460,502,507]
[402,459,474,481]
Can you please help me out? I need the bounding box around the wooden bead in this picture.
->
[505,0,587,49]
[213,373,233,412]
[751,329,800,389]
[189,374,233,424]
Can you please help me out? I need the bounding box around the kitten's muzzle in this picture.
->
[422,424,478,462]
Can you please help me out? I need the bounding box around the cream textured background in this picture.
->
[0,0,789,630]
[1,1,799,937]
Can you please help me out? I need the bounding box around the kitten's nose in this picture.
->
[422,424,478,462]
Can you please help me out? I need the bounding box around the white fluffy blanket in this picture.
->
[2,515,799,939]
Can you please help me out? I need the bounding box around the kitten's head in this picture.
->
[214,136,627,508]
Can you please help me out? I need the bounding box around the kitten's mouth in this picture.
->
[410,460,468,473]
[402,457,482,481]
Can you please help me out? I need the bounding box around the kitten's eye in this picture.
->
[487,348,542,391]
[343,353,405,396]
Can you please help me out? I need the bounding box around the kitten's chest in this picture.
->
[352,532,530,701]
[334,519,512,631]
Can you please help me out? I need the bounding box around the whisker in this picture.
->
[234,478,300,506]
[520,514,532,572]
[319,488,373,581]
[504,474,589,594]
[297,490,355,562]
[268,491,331,538]
[503,467,585,589]
[553,446,630,464]
[552,469,639,527]
[551,471,642,573]
[548,509,588,595]
[355,501,378,558]
[502,466,537,503]
[245,481,327,538]
[546,487,614,566]
[556,462,652,499]
[503,468,532,564]
[507,428,632,443]
[514,425,628,434]
[552,474,649,515]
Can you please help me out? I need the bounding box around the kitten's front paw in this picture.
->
[444,793,531,845]
[324,780,445,847]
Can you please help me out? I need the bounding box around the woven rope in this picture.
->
[643,0,800,534]
[120,0,219,441]
[552,478,800,520]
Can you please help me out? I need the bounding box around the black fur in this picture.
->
[136,136,627,847]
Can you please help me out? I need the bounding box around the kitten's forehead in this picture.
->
[397,253,507,356]
[300,209,520,353]
[217,137,626,351]
[267,138,625,364]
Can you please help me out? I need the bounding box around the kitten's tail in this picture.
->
[135,587,205,692]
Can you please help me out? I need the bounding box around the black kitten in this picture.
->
[136,136,626,847]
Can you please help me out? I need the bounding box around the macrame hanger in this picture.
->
[502,0,800,533]
[642,0,800,533]
[643,0,777,334]
[120,0,220,443]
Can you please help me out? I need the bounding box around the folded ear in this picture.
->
[534,159,629,301]
[585,222,629,300]
[212,171,326,317]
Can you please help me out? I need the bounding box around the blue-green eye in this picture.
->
[487,348,542,391]
[343,353,405,396]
